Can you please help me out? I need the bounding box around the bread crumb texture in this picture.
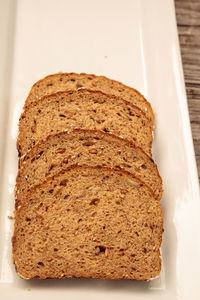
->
[18,90,153,156]
[13,166,163,280]
[25,72,154,124]
[16,129,162,208]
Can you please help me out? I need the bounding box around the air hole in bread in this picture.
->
[60,179,68,186]
[141,164,147,169]
[95,246,106,254]
[31,121,37,133]
[114,165,121,170]
[89,198,100,205]
[99,246,106,252]
[56,148,66,154]
[82,141,94,147]
[63,158,68,164]
[35,151,43,159]
[96,119,104,124]
[93,99,105,104]
[76,83,83,89]
[49,164,55,172]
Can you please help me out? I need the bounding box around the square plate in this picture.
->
[0,0,200,299]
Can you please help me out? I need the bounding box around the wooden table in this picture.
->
[175,0,200,181]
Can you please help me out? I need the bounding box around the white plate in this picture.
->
[0,0,200,299]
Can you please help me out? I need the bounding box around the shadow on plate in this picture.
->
[19,277,151,294]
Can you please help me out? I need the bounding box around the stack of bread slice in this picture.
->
[13,73,163,280]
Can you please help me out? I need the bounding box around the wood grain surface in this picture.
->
[175,0,200,181]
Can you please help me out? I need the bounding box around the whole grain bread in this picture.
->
[25,73,154,124]
[17,89,153,156]
[12,166,163,280]
[16,129,162,208]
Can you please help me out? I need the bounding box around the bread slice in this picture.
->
[12,166,163,280]
[16,129,162,208]
[17,89,153,156]
[25,72,154,124]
